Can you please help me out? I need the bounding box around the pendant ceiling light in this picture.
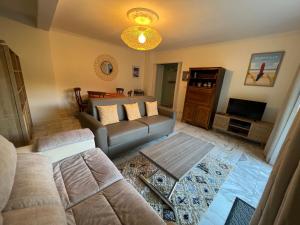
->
[121,8,162,51]
[127,8,159,25]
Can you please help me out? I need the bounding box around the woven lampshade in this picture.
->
[121,26,162,51]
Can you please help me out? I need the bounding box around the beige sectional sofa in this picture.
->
[0,129,165,225]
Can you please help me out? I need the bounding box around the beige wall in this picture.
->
[49,29,145,114]
[1,15,299,125]
[0,16,60,123]
[0,17,145,123]
[145,31,300,122]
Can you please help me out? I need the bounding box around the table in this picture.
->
[139,132,214,210]
[88,91,125,98]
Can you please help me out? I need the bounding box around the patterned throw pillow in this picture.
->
[96,104,119,125]
[145,101,158,117]
[123,103,141,120]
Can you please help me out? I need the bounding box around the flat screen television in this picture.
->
[226,98,266,121]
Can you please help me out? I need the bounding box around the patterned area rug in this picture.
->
[117,152,233,225]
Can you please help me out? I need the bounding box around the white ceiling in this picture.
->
[51,0,300,50]
[1,0,300,50]
[0,0,37,26]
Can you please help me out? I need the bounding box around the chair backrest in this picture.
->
[116,88,124,94]
[88,96,156,121]
[134,89,145,96]
[127,90,133,97]
[74,87,83,105]
[87,91,106,98]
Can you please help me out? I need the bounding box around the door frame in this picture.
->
[152,62,182,113]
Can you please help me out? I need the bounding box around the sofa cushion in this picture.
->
[138,115,174,135]
[89,98,131,120]
[0,136,17,213]
[133,96,156,117]
[2,205,67,225]
[65,192,121,225]
[96,104,120,125]
[36,128,94,152]
[4,153,62,211]
[66,180,165,225]
[89,96,156,119]
[123,102,141,121]
[145,101,159,116]
[106,121,148,146]
[53,148,123,209]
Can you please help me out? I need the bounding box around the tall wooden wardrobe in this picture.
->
[0,42,32,147]
[182,67,225,129]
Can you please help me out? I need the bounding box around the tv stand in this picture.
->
[213,113,273,144]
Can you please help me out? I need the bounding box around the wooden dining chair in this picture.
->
[87,91,106,98]
[133,89,145,96]
[74,87,88,112]
[116,88,124,94]
[127,90,133,97]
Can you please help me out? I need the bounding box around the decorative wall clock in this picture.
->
[94,54,118,81]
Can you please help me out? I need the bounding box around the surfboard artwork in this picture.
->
[244,51,284,87]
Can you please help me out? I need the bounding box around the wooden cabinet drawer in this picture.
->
[194,106,210,128]
[248,132,269,143]
[182,103,211,129]
[248,123,273,143]
[188,86,215,94]
[187,87,214,106]
[187,93,213,106]
[182,102,195,122]
[250,124,272,133]
[213,114,229,130]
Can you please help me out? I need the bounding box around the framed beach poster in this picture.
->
[244,51,284,87]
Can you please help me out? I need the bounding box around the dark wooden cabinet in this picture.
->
[182,67,225,129]
[0,42,32,146]
[194,105,210,127]
[182,102,194,123]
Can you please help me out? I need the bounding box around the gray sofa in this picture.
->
[79,96,176,158]
[0,129,165,225]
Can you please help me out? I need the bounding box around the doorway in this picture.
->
[155,63,179,109]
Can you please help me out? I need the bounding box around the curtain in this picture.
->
[250,109,300,225]
[264,67,300,164]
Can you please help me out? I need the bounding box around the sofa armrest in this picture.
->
[35,129,95,163]
[78,112,109,154]
[158,106,176,120]
[16,144,34,153]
